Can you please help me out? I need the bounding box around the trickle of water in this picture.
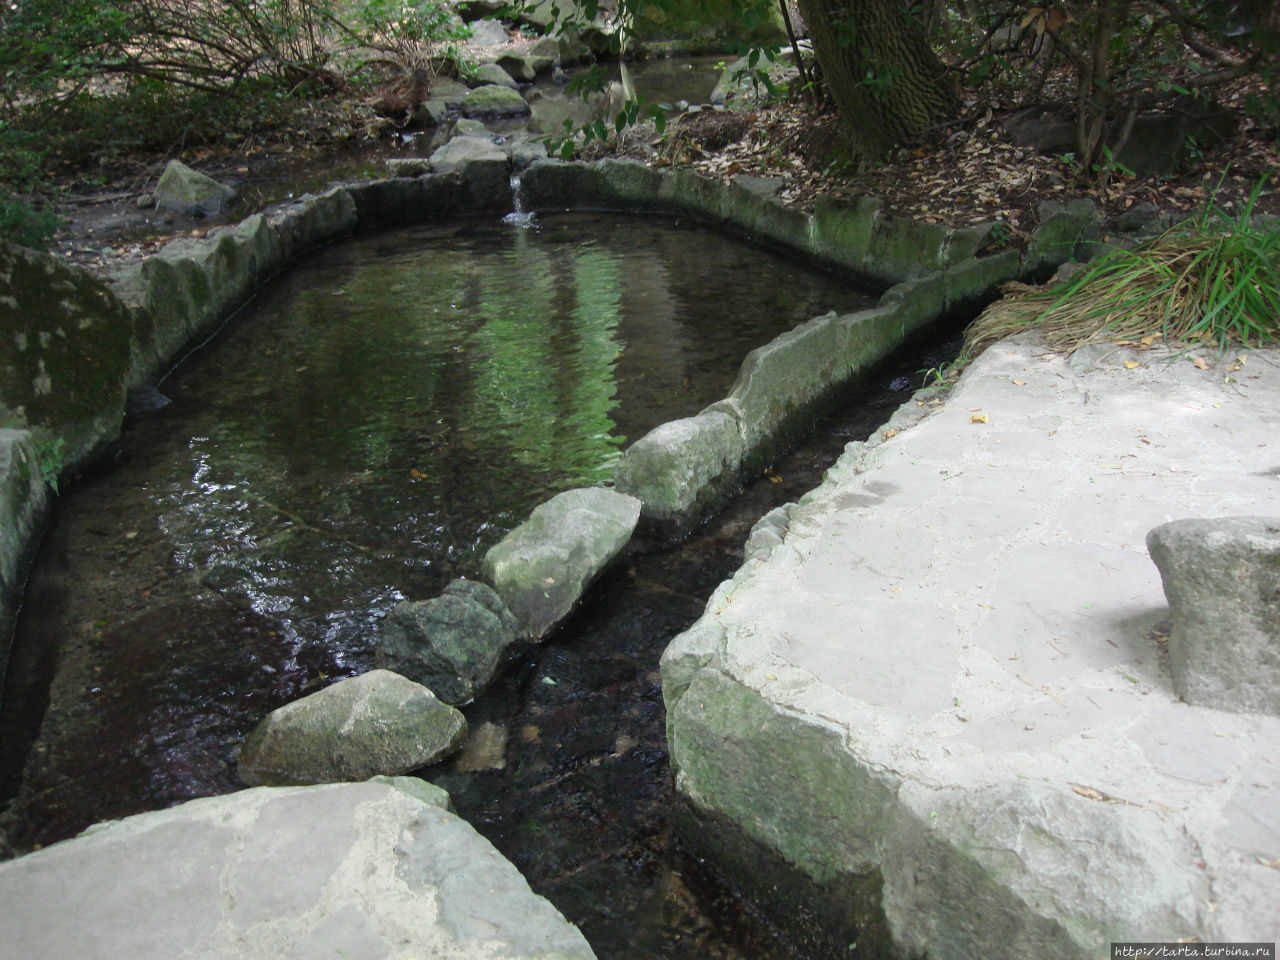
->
[502,173,536,229]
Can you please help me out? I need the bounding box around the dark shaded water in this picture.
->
[0,207,962,958]
[0,212,871,847]
[424,322,963,958]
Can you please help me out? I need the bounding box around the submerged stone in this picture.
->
[377,579,527,705]
[238,669,466,786]
[482,487,641,639]
[1147,517,1280,716]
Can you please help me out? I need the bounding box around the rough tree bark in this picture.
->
[795,0,958,160]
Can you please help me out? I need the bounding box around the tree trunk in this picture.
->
[796,0,957,160]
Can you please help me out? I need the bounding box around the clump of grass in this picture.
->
[963,180,1280,359]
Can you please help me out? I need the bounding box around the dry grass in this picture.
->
[963,188,1280,359]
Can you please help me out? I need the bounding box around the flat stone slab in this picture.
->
[0,779,596,959]
[663,336,1280,958]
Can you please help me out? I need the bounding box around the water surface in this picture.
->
[0,212,873,846]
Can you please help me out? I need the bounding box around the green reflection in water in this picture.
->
[143,213,872,666]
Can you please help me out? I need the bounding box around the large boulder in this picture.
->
[0,779,597,959]
[377,578,527,705]
[154,159,237,218]
[482,487,641,639]
[461,84,532,118]
[1147,517,1280,716]
[238,669,466,786]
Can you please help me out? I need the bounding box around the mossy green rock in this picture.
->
[481,487,641,639]
[0,240,135,474]
[461,84,531,118]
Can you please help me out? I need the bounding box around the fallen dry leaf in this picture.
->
[1124,360,1140,369]
[1191,356,1210,370]
[883,428,899,439]
[1012,379,1026,385]
[970,413,989,423]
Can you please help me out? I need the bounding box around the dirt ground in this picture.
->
[48,62,1280,277]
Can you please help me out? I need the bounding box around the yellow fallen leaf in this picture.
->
[1012,379,1026,386]
[1124,360,1139,369]
[883,428,899,439]
[765,673,777,681]
[1192,356,1209,370]
[768,475,782,483]
[970,413,989,424]
[1226,354,1246,373]
[1140,333,1161,345]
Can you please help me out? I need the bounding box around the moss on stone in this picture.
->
[0,241,135,472]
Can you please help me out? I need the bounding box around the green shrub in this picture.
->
[0,189,60,250]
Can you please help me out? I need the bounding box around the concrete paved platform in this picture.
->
[663,336,1280,957]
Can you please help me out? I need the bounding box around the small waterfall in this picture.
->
[502,173,536,228]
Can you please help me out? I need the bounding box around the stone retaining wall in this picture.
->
[0,155,1097,707]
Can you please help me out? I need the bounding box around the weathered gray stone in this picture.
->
[731,173,785,197]
[470,61,519,89]
[466,17,511,46]
[238,669,466,786]
[431,78,471,108]
[267,187,359,263]
[482,487,640,639]
[386,157,432,176]
[1147,517,1280,716]
[510,137,549,170]
[412,97,451,127]
[1023,199,1099,278]
[461,83,532,118]
[0,780,596,959]
[153,159,236,218]
[377,579,527,705]
[452,118,490,139]
[614,408,745,532]
[428,135,507,173]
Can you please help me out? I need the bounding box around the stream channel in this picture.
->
[1,209,960,957]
